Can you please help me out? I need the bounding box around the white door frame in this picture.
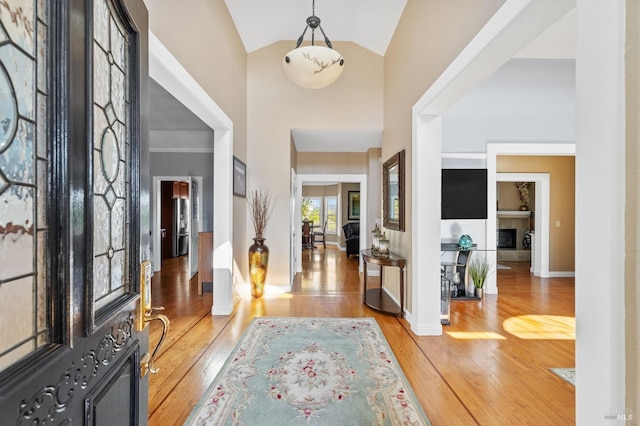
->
[493,172,549,288]
[410,0,576,336]
[487,141,576,291]
[151,176,204,279]
[294,174,367,281]
[152,175,191,275]
[149,33,234,315]
[290,168,297,285]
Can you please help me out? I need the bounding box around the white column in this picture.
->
[410,114,443,336]
[212,129,234,315]
[575,0,626,421]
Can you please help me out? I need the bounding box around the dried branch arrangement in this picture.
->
[247,188,275,239]
[514,182,531,205]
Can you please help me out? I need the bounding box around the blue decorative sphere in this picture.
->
[458,234,473,249]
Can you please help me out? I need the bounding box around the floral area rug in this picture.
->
[185,317,430,425]
[550,368,576,386]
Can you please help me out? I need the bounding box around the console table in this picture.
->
[361,249,406,317]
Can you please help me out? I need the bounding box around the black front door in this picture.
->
[0,0,151,423]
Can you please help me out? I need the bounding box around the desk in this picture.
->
[361,249,405,317]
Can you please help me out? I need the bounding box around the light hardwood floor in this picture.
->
[148,246,575,425]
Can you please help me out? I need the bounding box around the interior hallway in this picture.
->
[148,247,575,425]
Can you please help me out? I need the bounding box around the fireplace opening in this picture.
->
[497,228,517,249]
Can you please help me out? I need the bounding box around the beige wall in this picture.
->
[625,0,640,414]
[497,156,575,272]
[146,0,250,283]
[297,152,368,174]
[367,148,383,242]
[247,41,384,284]
[383,0,505,309]
[497,182,536,212]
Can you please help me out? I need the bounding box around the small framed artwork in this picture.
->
[233,156,246,198]
[348,191,360,220]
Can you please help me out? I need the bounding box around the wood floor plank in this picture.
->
[148,247,575,425]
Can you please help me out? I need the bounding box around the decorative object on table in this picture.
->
[383,150,406,231]
[347,190,360,220]
[514,181,531,211]
[282,0,344,89]
[185,317,431,425]
[458,234,473,250]
[468,255,491,299]
[233,156,246,198]
[377,232,390,258]
[371,223,382,254]
[247,188,275,298]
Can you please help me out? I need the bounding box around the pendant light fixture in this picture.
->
[282,0,345,89]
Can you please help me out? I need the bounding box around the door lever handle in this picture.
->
[140,312,170,378]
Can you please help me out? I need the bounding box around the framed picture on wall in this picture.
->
[233,156,246,198]
[348,191,360,220]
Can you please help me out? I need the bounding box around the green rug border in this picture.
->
[185,316,431,425]
[550,367,575,386]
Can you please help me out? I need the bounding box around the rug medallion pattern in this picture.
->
[186,317,430,425]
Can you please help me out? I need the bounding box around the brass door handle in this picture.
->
[140,312,170,378]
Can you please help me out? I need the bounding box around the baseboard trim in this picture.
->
[410,322,443,336]
[365,267,381,277]
[211,303,233,316]
[547,271,575,278]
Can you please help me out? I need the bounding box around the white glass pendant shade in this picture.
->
[283,45,344,89]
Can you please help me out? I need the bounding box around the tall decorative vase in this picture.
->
[249,238,269,298]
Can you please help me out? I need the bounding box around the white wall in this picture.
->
[442,58,576,152]
[575,0,626,421]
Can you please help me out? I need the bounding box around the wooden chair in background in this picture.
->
[313,220,327,248]
[302,221,313,249]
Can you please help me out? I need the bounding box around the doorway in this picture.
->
[495,172,550,285]
[293,174,368,286]
[152,176,206,279]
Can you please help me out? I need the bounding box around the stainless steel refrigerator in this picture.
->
[172,197,189,257]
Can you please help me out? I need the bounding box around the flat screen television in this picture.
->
[441,168,488,219]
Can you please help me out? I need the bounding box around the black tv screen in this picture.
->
[441,169,488,219]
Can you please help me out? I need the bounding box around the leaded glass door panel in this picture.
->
[0,0,150,423]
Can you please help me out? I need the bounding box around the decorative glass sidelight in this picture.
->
[92,0,132,311]
[0,0,50,371]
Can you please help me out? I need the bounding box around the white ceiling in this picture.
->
[223,0,408,56]
[149,4,575,153]
[291,129,381,152]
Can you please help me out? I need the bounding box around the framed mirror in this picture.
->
[383,150,405,231]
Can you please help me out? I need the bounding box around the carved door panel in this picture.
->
[0,0,150,424]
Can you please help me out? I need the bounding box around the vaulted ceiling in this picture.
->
[149,4,575,153]
[223,0,408,55]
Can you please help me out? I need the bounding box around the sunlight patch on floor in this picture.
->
[446,331,507,340]
[503,315,575,340]
[236,282,293,299]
